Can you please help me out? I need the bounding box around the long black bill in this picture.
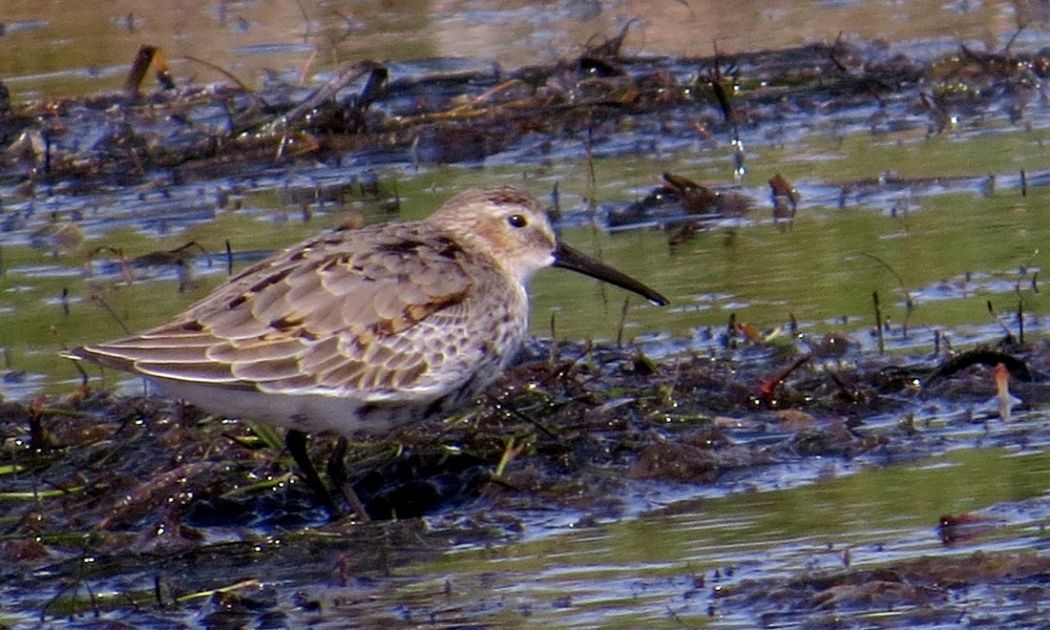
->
[553,242,669,306]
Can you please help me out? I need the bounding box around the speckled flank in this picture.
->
[67,186,665,436]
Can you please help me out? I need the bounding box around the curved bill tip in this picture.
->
[553,242,669,306]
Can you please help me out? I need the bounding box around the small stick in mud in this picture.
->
[124,45,158,97]
[872,290,884,354]
[616,297,630,348]
[986,300,1015,342]
[757,353,812,404]
[827,34,851,73]
[550,182,561,223]
[860,252,914,329]
[153,576,165,608]
[705,51,735,124]
[583,18,637,58]
[27,396,48,450]
[488,394,559,441]
[585,123,596,205]
[0,80,10,115]
[548,311,558,367]
[69,356,89,387]
[1016,299,1025,345]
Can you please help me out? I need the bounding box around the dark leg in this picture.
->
[285,429,339,518]
[327,436,371,522]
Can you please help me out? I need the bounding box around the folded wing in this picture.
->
[71,222,509,401]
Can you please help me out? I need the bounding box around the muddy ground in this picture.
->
[4,332,1050,626]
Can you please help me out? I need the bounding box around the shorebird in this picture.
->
[66,186,668,517]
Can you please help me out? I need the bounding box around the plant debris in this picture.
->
[4,330,1050,624]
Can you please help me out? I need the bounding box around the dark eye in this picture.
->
[507,214,528,228]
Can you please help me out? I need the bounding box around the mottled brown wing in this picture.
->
[73,222,503,400]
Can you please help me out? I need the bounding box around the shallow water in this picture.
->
[399,448,1050,628]
[2,0,1050,627]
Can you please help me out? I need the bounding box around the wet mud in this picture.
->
[4,331,1050,626]
[1,32,1047,198]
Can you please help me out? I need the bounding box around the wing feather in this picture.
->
[135,360,248,385]
[71,221,516,401]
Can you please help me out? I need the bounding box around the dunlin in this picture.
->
[67,186,668,516]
